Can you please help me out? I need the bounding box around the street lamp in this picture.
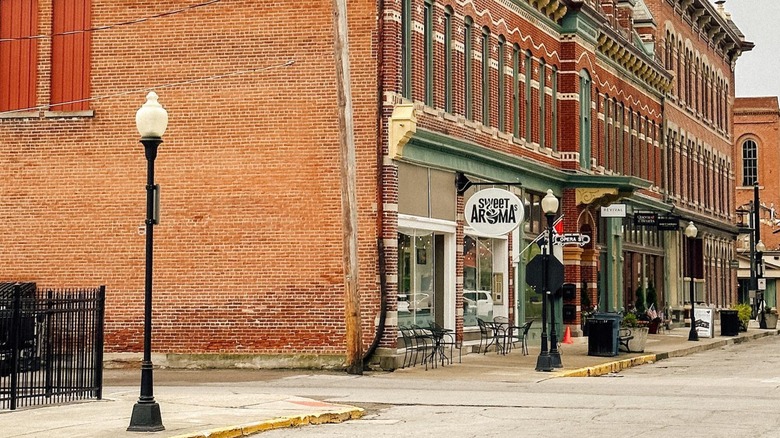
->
[128,92,168,432]
[536,189,559,371]
[756,239,767,328]
[685,221,698,342]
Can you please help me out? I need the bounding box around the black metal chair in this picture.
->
[410,325,435,370]
[477,318,496,354]
[429,322,461,365]
[398,325,417,368]
[507,319,533,355]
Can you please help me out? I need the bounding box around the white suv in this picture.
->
[463,290,494,318]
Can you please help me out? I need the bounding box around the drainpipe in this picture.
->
[363,0,388,365]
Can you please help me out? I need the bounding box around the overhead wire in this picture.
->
[0,0,223,43]
[0,60,296,116]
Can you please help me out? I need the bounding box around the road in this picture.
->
[239,336,780,438]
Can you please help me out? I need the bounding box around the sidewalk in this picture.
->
[2,326,778,438]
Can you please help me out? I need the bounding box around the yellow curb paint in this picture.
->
[559,354,658,378]
[168,407,364,438]
[203,427,244,438]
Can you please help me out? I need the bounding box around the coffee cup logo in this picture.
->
[464,188,524,236]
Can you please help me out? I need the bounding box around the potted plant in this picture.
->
[733,303,752,332]
[620,312,648,353]
[764,307,778,330]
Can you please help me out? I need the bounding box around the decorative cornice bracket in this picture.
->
[388,103,417,158]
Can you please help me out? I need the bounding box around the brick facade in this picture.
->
[0,0,752,369]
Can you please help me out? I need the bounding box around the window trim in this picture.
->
[742,139,758,186]
[481,26,490,126]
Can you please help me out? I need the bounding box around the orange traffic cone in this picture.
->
[562,326,574,344]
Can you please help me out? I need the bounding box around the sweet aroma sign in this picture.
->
[464,188,524,236]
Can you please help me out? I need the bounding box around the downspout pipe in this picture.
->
[363,0,388,365]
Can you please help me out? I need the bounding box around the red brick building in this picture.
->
[734,96,780,308]
[0,0,752,370]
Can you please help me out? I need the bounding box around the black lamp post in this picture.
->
[756,239,767,328]
[128,92,168,432]
[536,189,558,371]
[685,221,698,342]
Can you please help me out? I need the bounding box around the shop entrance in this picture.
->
[398,231,448,328]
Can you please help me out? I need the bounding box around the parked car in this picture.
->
[397,294,410,313]
[463,290,494,318]
[408,293,431,312]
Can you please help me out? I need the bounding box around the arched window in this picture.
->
[424,0,434,106]
[401,0,412,98]
[551,66,558,151]
[498,35,506,132]
[443,6,453,113]
[539,59,546,148]
[512,44,520,138]
[464,17,473,120]
[604,94,610,169]
[742,139,758,186]
[481,27,491,126]
[525,50,533,143]
[579,70,592,170]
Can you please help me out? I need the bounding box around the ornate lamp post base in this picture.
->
[549,350,562,368]
[128,402,165,432]
[535,352,553,372]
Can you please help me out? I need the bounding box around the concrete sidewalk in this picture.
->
[2,326,778,438]
[1,386,363,438]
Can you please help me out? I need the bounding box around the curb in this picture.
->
[558,329,779,378]
[169,406,365,438]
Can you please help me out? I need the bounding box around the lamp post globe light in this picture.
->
[684,221,698,342]
[128,91,167,432]
[536,189,559,371]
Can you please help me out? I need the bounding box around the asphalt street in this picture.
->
[255,335,780,438]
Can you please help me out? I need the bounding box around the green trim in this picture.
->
[424,0,434,106]
[551,67,558,152]
[401,128,650,197]
[401,0,412,99]
[481,27,490,126]
[498,37,506,132]
[444,8,453,113]
[525,51,532,143]
[512,45,520,138]
[464,17,473,121]
[539,60,546,149]
[560,7,600,45]
[579,70,591,170]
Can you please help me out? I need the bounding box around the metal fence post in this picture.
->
[9,284,21,410]
[94,286,106,400]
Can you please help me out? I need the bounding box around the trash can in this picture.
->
[587,313,622,357]
[720,309,739,336]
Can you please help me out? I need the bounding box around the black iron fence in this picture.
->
[0,283,105,410]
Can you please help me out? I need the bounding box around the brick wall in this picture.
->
[735,97,780,250]
[0,0,381,355]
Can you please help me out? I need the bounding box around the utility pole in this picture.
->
[332,0,363,374]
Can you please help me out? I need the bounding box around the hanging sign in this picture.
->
[601,204,626,218]
[657,215,681,231]
[464,188,524,236]
[634,212,658,226]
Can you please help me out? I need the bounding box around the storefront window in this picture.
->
[463,235,506,327]
[398,232,434,327]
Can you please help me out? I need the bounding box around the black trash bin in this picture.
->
[720,309,739,336]
[587,313,621,357]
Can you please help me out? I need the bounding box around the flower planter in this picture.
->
[620,326,649,353]
[764,313,778,329]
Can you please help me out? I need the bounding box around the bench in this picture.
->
[618,328,634,353]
